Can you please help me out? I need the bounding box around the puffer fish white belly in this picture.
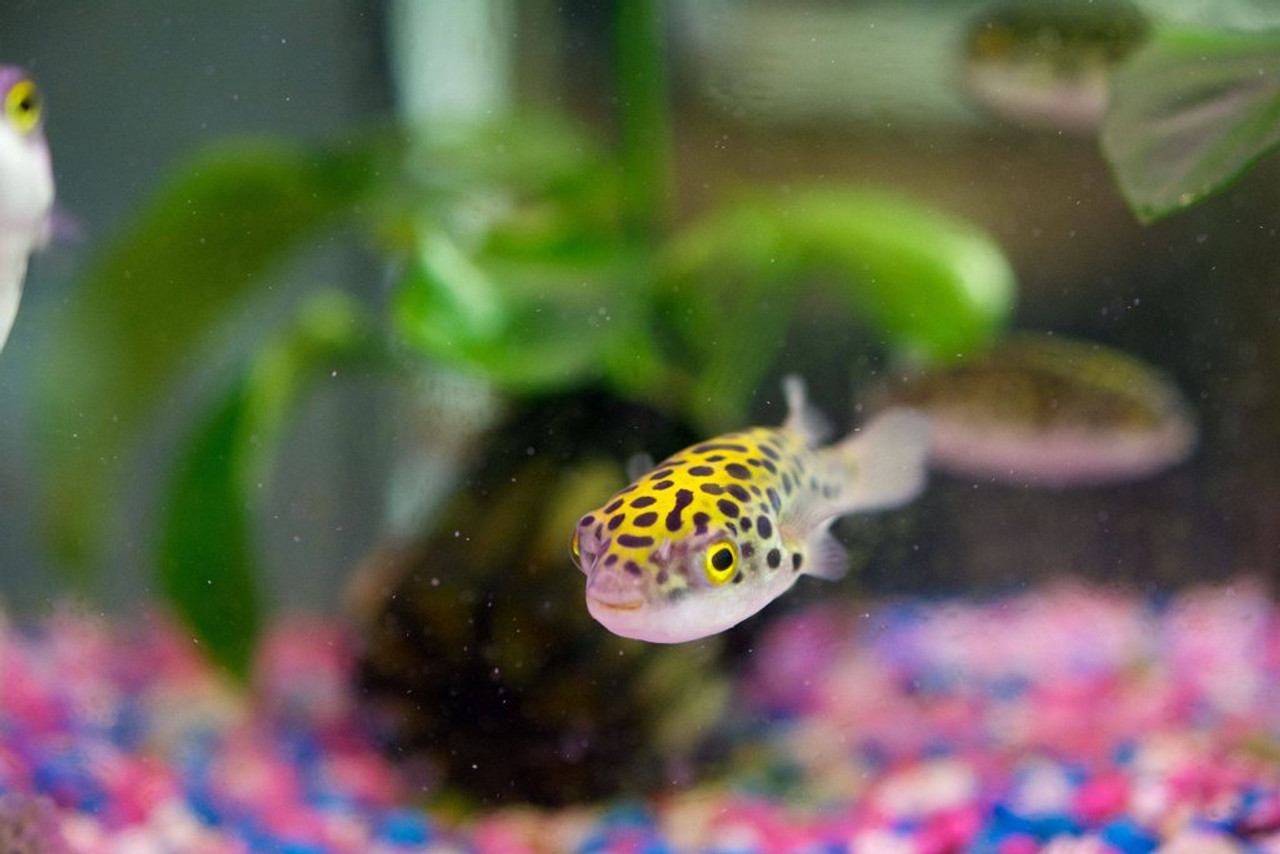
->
[571,377,931,643]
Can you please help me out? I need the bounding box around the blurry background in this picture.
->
[0,2,392,609]
[1,0,1277,616]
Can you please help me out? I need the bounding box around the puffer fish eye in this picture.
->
[704,541,738,585]
[5,79,42,134]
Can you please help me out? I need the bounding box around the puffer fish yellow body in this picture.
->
[571,378,931,643]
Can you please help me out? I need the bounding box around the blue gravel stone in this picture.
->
[985,804,1081,841]
[378,808,432,845]
[1100,818,1159,854]
[278,842,327,854]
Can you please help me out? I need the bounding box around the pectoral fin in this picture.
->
[801,526,850,581]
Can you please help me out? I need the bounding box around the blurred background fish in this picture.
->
[0,66,53,351]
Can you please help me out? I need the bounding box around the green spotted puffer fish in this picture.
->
[0,67,54,351]
[571,378,930,643]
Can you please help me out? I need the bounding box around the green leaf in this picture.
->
[392,232,643,391]
[35,137,390,571]
[158,390,261,679]
[661,188,1017,424]
[158,290,379,677]
[1101,26,1280,222]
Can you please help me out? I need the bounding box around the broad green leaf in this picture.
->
[35,137,390,570]
[393,236,645,391]
[661,188,1017,425]
[158,390,261,679]
[1101,26,1280,222]
[158,290,379,677]
[392,117,658,393]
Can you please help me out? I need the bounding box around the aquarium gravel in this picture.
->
[4,582,1280,853]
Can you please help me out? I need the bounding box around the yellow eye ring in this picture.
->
[570,530,581,568]
[704,541,738,585]
[5,79,42,134]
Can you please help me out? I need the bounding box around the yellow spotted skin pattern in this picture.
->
[571,378,931,644]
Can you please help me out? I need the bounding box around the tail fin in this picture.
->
[833,408,932,513]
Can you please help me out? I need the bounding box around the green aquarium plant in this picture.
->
[33,1,1015,680]
[1100,18,1280,222]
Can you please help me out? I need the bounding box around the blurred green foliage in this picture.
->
[1102,25,1280,222]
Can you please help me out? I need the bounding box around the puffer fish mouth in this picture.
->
[588,596,644,612]
[585,569,647,611]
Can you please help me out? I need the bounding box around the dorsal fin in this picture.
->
[781,375,831,445]
[625,452,656,482]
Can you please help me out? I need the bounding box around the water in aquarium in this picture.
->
[3,2,1280,851]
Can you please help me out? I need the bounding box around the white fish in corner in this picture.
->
[0,66,54,350]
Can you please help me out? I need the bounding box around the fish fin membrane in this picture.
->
[803,527,849,581]
[781,375,831,445]
[833,407,932,514]
[625,452,656,482]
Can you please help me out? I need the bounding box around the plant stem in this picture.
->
[615,0,672,243]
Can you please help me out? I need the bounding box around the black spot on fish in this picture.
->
[716,498,740,518]
[666,489,694,532]
[792,552,804,571]
[617,534,654,548]
[747,458,762,467]
[618,484,637,494]
[704,454,726,462]
[767,488,781,513]
[604,553,618,566]
[605,499,624,514]
[742,543,755,558]
[656,570,669,584]
[761,459,777,474]
[653,480,674,490]
[633,511,658,527]
[692,512,710,534]
[727,484,750,502]
[750,485,762,496]
[757,516,773,538]
[624,561,643,576]
[726,521,738,534]
[593,524,603,539]
[767,549,781,569]
[688,465,715,477]
[579,514,596,528]
[607,514,626,530]
[631,495,657,508]
[761,445,780,461]
[740,517,752,531]
[699,483,724,496]
[782,473,793,495]
[725,463,751,480]
[731,572,743,584]
[649,469,674,480]
[694,443,749,453]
